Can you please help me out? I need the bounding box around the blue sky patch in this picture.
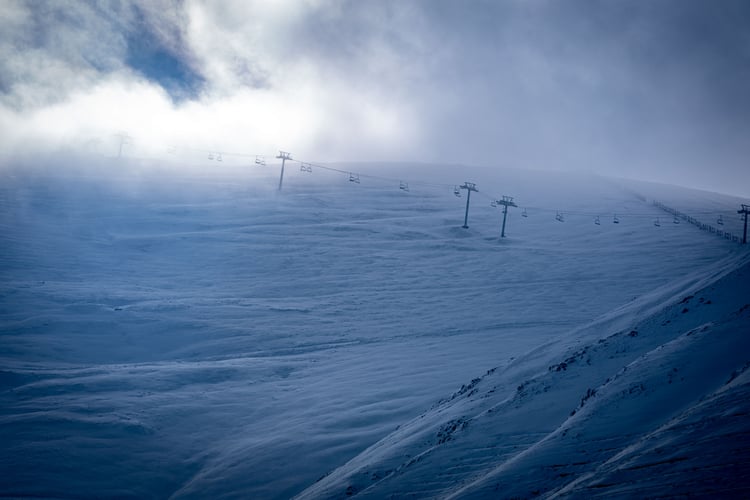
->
[124,9,204,102]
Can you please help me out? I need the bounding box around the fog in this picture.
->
[1,0,749,196]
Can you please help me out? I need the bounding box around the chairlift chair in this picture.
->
[216,153,223,161]
[490,201,497,207]
[399,181,409,192]
[613,215,619,224]
[453,186,461,197]
[255,156,265,166]
[673,216,680,224]
[349,173,360,184]
[556,211,564,222]
[594,216,600,225]
[654,217,661,227]
[717,215,724,225]
[521,208,528,218]
[208,152,214,160]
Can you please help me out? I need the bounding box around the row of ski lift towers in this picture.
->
[452,182,518,238]
[269,151,521,237]
[220,150,750,244]
[653,201,749,245]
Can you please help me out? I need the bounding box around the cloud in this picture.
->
[0,0,423,162]
[1,0,749,196]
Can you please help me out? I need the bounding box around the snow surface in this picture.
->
[1,156,748,498]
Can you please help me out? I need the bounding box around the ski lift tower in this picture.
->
[739,204,749,244]
[460,182,478,229]
[495,195,518,238]
[276,150,292,191]
[114,132,132,158]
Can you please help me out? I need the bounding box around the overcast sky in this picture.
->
[1,0,749,196]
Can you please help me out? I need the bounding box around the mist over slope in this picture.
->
[1,155,747,498]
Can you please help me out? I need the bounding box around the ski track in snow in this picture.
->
[0,159,748,499]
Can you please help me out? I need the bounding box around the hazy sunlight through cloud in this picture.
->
[1,0,749,196]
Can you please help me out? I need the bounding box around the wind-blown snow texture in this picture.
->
[1,157,748,499]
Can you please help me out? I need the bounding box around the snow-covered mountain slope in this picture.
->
[1,156,747,498]
[296,250,750,499]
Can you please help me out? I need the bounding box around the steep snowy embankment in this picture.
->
[296,251,750,499]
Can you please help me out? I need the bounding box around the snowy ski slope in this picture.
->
[1,156,748,498]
